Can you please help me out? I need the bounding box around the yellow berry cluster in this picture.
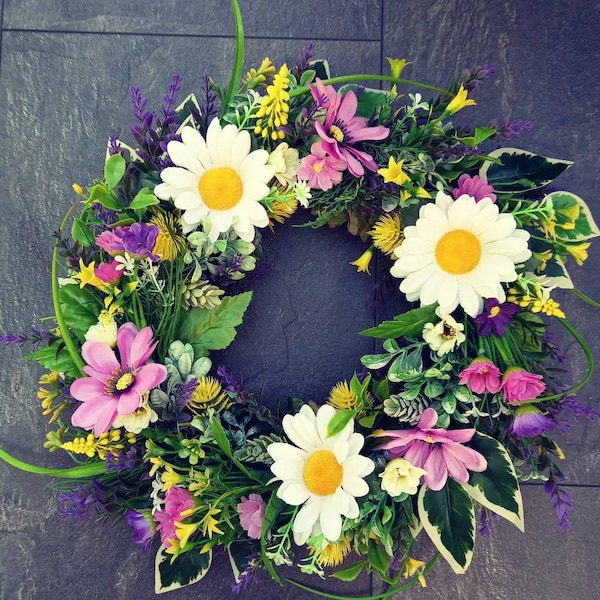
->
[507,287,565,318]
[61,429,137,460]
[254,64,290,141]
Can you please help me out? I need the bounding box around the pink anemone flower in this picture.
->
[374,408,487,491]
[70,322,167,436]
[309,79,389,177]
[297,141,347,190]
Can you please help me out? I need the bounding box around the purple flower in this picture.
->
[501,367,546,404]
[375,408,487,491]
[544,474,573,531]
[509,404,555,438]
[474,298,519,336]
[490,117,532,140]
[309,79,389,177]
[452,174,497,203]
[125,509,155,551]
[96,224,160,261]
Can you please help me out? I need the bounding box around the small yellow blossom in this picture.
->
[61,429,127,460]
[74,258,104,289]
[175,520,199,549]
[369,213,403,256]
[254,64,290,141]
[310,535,352,567]
[38,372,69,422]
[202,506,224,538]
[244,57,276,89]
[85,310,118,347]
[377,156,410,186]
[267,199,298,228]
[149,211,186,261]
[403,556,427,588]
[188,376,231,415]
[379,458,427,497]
[72,183,86,197]
[444,84,476,115]
[387,57,409,80]
[328,381,359,410]
[161,465,187,492]
[350,247,374,274]
[565,242,591,266]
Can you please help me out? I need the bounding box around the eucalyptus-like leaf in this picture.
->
[361,305,437,339]
[417,481,475,574]
[463,432,524,531]
[331,560,367,582]
[104,153,127,189]
[129,187,160,211]
[327,409,356,438]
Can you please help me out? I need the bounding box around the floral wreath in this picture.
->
[2,1,600,597]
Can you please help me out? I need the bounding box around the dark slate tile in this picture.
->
[372,485,600,600]
[383,0,600,485]
[3,0,382,40]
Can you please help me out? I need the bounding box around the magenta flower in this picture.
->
[94,260,122,286]
[474,298,519,337]
[297,141,347,190]
[70,322,167,435]
[501,367,546,403]
[452,174,497,203]
[309,79,389,177]
[154,486,195,548]
[459,357,502,394]
[375,408,487,491]
[509,404,555,438]
[237,493,266,539]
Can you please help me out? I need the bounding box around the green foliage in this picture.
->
[154,544,212,594]
[104,153,127,189]
[417,480,475,574]
[479,148,572,192]
[58,284,103,342]
[175,292,252,352]
[361,305,437,339]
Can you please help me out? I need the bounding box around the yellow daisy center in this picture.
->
[435,229,481,275]
[198,167,243,211]
[329,125,344,142]
[303,449,343,496]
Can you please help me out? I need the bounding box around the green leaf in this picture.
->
[299,69,316,86]
[360,352,396,370]
[71,217,96,247]
[261,493,284,585]
[155,544,212,594]
[24,340,78,377]
[463,433,524,531]
[104,153,126,189]
[361,305,437,339]
[58,284,103,341]
[175,292,252,352]
[547,191,600,241]
[372,378,390,402]
[387,347,423,383]
[326,409,356,438]
[331,560,367,581]
[129,187,160,211]
[94,191,123,211]
[456,126,496,148]
[368,542,391,576]
[479,148,572,192]
[417,480,475,574]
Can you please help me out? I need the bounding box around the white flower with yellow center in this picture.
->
[391,191,531,317]
[267,404,374,545]
[154,120,275,242]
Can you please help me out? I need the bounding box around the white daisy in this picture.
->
[154,120,275,242]
[390,191,531,317]
[267,404,374,545]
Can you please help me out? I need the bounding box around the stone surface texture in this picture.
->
[1,1,599,599]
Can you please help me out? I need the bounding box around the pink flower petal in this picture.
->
[71,396,118,435]
[116,389,142,414]
[70,377,109,402]
[81,340,119,374]
[441,446,470,484]
[423,446,448,491]
[131,363,168,392]
[418,408,438,430]
[127,326,157,368]
[116,323,139,366]
[443,441,487,473]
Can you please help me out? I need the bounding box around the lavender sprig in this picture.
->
[544,473,574,531]
[196,74,220,138]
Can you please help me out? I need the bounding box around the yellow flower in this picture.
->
[402,556,427,588]
[328,381,359,410]
[202,507,224,538]
[350,247,374,274]
[565,242,591,266]
[161,465,186,492]
[369,213,403,256]
[61,429,126,460]
[387,57,409,80]
[254,64,290,141]
[175,520,198,549]
[541,298,565,319]
[379,458,426,497]
[72,183,86,197]
[189,376,231,415]
[377,156,410,186]
[310,535,352,567]
[244,57,276,89]
[267,199,298,228]
[149,210,186,261]
[74,258,104,289]
[444,84,476,115]
[85,310,118,347]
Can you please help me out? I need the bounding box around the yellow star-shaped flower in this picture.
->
[74,258,103,289]
[378,157,410,186]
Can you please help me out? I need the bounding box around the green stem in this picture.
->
[571,288,600,309]
[52,202,85,377]
[224,0,245,112]
[0,446,106,478]
[290,75,450,99]
[286,552,440,600]
[534,318,594,402]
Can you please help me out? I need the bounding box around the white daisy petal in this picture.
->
[319,503,343,542]
[341,475,370,498]
[278,481,311,505]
